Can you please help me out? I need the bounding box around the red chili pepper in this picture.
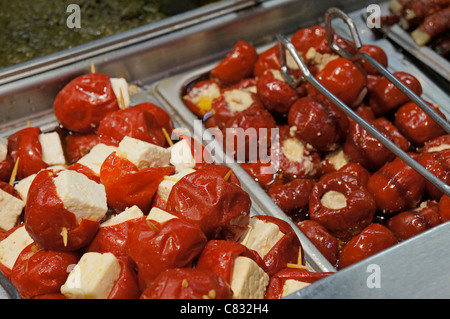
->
[24,170,100,251]
[126,217,207,290]
[358,44,388,75]
[10,243,80,299]
[140,268,232,299]
[7,127,48,180]
[107,257,141,299]
[167,165,251,241]
[53,73,119,133]
[64,133,99,164]
[211,40,258,86]
[338,223,398,269]
[99,152,174,213]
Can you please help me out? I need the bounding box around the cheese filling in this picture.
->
[320,190,347,210]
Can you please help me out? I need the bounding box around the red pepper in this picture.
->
[288,97,349,152]
[395,100,446,146]
[309,171,376,239]
[167,165,251,241]
[358,44,388,75]
[439,194,450,223]
[0,160,13,183]
[422,134,450,153]
[24,170,100,251]
[368,71,422,116]
[7,127,48,180]
[196,240,268,284]
[132,102,175,137]
[307,57,367,108]
[268,178,315,217]
[99,152,174,213]
[417,149,450,200]
[254,45,281,77]
[367,155,426,214]
[253,215,304,276]
[97,106,166,147]
[387,200,441,241]
[211,40,258,86]
[140,268,232,299]
[298,219,339,267]
[265,267,332,299]
[255,69,299,114]
[126,216,207,290]
[53,73,119,133]
[338,223,398,269]
[107,257,141,299]
[183,80,222,117]
[10,243,80,299]
[64,133,99,164]
[241,160,277,188]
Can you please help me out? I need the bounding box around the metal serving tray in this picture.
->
[374,1,450,82]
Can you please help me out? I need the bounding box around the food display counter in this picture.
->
[0,0,449,299]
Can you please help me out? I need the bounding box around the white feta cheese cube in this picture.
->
[53,170,108,224]
[0,226,33,270]
[147,207,177,224]
[239,217,284,259]
[110,78,130,109]
[0,189,25,231]
[116,136,171,170]
[223,89,254,113]
[100,205,143,227]
[77,143,117,176]
[61,252,121,299]
[230,256,269,299]
[156,168,195,202]
[170,139,196,172]
[39,132,66,166]
[0,137,7,162]
[281,279,311,297]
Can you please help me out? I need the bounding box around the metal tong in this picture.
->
[276,7,450,197]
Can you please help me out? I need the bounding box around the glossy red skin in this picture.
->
[24,170,100,251]
[343,117,397,171]
[53,73,119,133]
[67,162,100,183]
[97,106,166,147]
[254,215,303,276]
[422,134,450,153]
[298,219,339,267]
[100,152,174,213]
[183,80,222,117]
[265,268,332,299]
[10,243,80,299]
[0,160,13,183]
[268,178,315,216]
[338,162,371,187]
[387,200,441,241]
[241,160,277,188]
[133,102,175,137]
[367,155,426,214]
[86,217,143,258]
[309,171,376,239]
[0,181,21,199]
[417,149,450,200]
[290,25,356,58]
[358,45,388,75]
[7,127,48,180]
[273,126,320,179]
[288,97,348,152]
[394,101,446,146]
[140,268,232,299]
[368,71,422,116]
[167,165,250,241]
[196,240,268,283]
[126,217,207,290]
[376,117,411,152]
[107,257,141,299]
[338,223,398,269]
[211,40,258,86]
[64,133,99,164]
[254,45,280,77]
[211,88,263,129]
[307,58,367,108]
[222,103,277,162]
[439,195,450,223]
[256,69,299,114]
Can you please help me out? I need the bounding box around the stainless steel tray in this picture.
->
[374,1,450,82]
